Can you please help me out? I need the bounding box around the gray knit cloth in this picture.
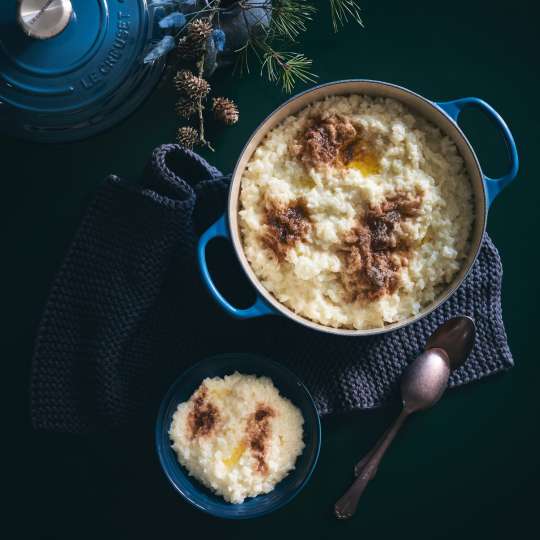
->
[30,145,513,433]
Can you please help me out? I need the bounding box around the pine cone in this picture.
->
[176,36,202,61]
[212,97,239,125]
[187,18,213,44]
[174,70,210,100]
[176,18,213,61]
[175,97,197,119]
[177,126,199,150]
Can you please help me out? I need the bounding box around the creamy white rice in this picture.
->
[239,94,474,329]
[169,372,305,504]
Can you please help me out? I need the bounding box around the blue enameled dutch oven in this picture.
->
[0,0,165,142]
[198,80,519,336]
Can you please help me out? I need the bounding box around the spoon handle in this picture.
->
[353,426,391,477]
[353,413,408,477]
[334,409,409,519]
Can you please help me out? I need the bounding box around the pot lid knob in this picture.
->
[17,0,73,40]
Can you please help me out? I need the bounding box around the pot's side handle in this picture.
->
[436,97,519,207]
[197,214,275,319]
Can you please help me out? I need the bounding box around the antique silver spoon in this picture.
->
[334,316,476,520]
[351,315,476,478]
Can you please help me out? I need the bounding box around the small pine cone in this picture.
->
[177,126,199,150]
[176,19,212,62]
[174,69,193,92]
[212,97,239,125]
[174,70,210,100]
[175,97,197,119]
[187,18,213,44]
[176,36,202,61]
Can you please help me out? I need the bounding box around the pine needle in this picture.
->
[234,43,252,76]
[329,0,363,32]
[269,0,317,42]
[261,48,317,93]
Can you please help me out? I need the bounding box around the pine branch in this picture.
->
[193,2,221,151]
[195,52,214,151]
[235,35,317,94]
[175,0,365,104]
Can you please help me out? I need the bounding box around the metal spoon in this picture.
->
[334,316,476,520]
[352,315,476,478]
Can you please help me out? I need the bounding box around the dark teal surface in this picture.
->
[4,1,540,538]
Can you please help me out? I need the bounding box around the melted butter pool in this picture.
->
[223,442,247,468]
[342,138,381,176]
[348,153,380,176]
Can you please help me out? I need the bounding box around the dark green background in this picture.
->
[5,1,539,538]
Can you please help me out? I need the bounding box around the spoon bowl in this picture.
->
[401,349,451,413]
[425,316,476,369]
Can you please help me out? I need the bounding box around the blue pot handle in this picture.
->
[436,97,519,207]
[197,214,275,319]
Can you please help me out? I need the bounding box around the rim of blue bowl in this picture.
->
[155,353,322,519]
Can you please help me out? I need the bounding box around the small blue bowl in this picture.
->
[155,353,322,519]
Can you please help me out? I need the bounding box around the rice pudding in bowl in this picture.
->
[239,94,474,330]
[169,372,305,504]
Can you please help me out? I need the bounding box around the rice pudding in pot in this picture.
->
[239,95,474,329]
[169,372,305,504]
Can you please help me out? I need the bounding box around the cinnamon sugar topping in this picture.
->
[246,404,276,475]
[341,192,422,301]
[290,114,357,169]
[187,386,219,439]
[263,197,311,260]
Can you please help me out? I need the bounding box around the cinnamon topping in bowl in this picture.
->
[247,404,276,475]
[340,192,422,301]
[263,197,311,261]
[290,114,357,169]
[187,386,219,439]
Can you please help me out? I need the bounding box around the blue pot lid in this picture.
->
[0,0,165,142]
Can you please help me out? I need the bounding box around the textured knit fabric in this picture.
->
[31,144,513,433]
